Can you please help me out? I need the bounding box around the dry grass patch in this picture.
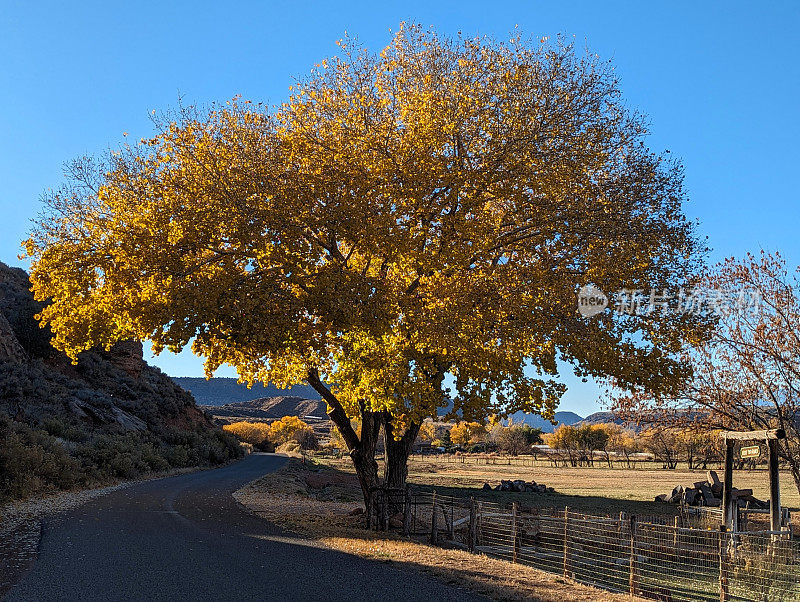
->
[235,459,637,602]
[404,458,800,507]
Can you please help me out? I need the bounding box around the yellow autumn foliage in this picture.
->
[450,421,487,446]
[223,421,271,446]
[24,24,709,454]
[268,415,313,446]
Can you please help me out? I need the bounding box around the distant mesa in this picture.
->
[173,377,321,406]
[177,378,584,432]
[209,395,328,421]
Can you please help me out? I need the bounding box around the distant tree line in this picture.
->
[404,419,755,470]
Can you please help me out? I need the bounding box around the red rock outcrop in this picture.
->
[109,340,144,378]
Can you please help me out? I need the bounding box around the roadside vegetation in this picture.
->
[223,416,319,452]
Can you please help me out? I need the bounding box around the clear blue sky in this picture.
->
[2,1,798,416]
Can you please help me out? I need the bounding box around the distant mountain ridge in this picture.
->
[509,410,584,433]
[209,396,328,421]
[173,377,321,406]
[579,411,624,426]
[173,377,588,433]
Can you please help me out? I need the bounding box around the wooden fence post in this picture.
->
[477,501,483,548]
[629,515,639,596]
[430,490,439,545]
[768,438,781,532]
[673,516,680,549]
[722,440,735,529]
[511,502,519,563]
[402,487,412,536]
[719,525,729,602]
[446,499,454,541]
[563,507,570,578]
[468,497,477,552]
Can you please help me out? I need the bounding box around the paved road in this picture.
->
[5,455,484,602]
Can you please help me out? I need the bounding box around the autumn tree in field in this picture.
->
[269,415,313,446]
[291,425,319,451]
[640,427,681,469]
[546,423,611,466]
[450,421,487,446]
[546,424,580,466]
[415,421,436,443]
[495,424,539,455]
[605,423,640,468]
[25,25,708,506]
[614,252,800,492]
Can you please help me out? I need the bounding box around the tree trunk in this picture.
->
[384,415,421,492]
[307,368,382,508]
[350,410,382,508]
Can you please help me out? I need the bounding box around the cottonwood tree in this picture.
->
[496,424,541,456]
[606,424,640,468]
[25,25,708,506]
[547,423,612,466]
[640,427,681,469]
[450,421,487,446]
[614,252,800,492]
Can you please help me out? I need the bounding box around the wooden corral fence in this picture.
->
[368,487,799,602]
[409,452,659,469]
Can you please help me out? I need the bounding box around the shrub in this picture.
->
[222,421,271,445]
[276,440,301,455]
[0,417,83,501]
[268,415,312,446]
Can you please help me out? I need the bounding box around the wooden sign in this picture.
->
[740,445,761,459]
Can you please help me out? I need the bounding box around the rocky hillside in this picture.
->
[0,262,242,502]
[578,411,625,427]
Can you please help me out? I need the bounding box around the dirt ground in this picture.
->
[236,458,639,602]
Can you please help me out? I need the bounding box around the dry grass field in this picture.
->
[315,454,800,519]
[406,456,800,509]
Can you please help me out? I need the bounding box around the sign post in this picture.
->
[720,429,785,531]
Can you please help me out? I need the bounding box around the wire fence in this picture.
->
[369,488,800,601]
[683,505,793,533]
